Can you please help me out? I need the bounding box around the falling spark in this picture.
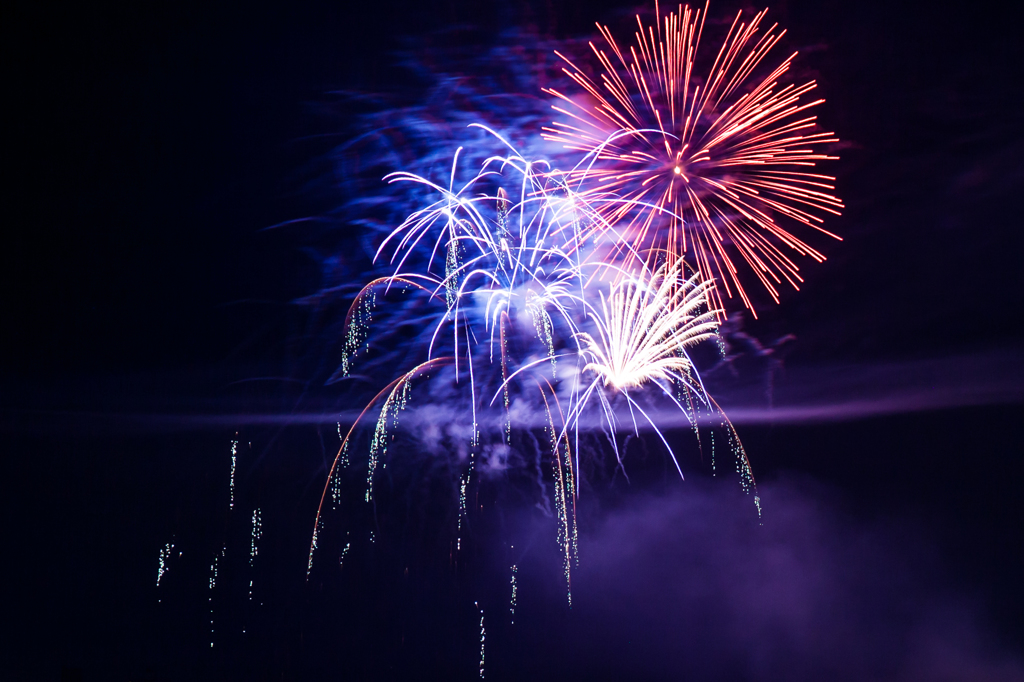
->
[339,533,351,569]
[229,438,238,510]
[723,411,762,519]
[475,601,486,679]
[307,516,322,580]
[537,380,578,604]
[249,508,262,600]
[208,548,223,648]
[457,472,470,552]
[367,378,413,503]
[250,508,262,566]
[342,287,376,377]
[156,541,174,595]
[337,422,350,468]
[331,427,348,509]
[308,358,454,573]
[509,562,518,624]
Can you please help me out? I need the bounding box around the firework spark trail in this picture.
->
[712,395,762,518]
[156,541,174,596]
[366,378,413,503]
[535,377,579,601]
[308,357,454,578]
[543,1,843,316]
[312,135,591,587]
[331,424,348,508]
[229,439,238,509]
[509,562,518,624]
[339,276,444,380]
[339,533,351,569]
[457,472,469,552]
[249,508,262,600]
[308,515,323,579]
[476,601,486,678]
[208,549,223,648]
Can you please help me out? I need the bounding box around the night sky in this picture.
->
[4,1,1023,680]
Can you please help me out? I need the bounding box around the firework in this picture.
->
[309,118,769,594]
[577,260,718,392]
[305,0,849,594]
[307,129,757,602]
[543,1,843,315]
[570,258,722,478]
[309,130,590,581]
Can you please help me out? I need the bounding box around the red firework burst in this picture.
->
[543,1,843,316]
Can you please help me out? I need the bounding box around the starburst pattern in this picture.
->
[577,259,719,391]
[543,1,843,314]
[571,258,721,478]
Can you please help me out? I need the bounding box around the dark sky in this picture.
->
[3,1,1023,680]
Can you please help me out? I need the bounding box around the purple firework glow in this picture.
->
[307,2,844,602]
